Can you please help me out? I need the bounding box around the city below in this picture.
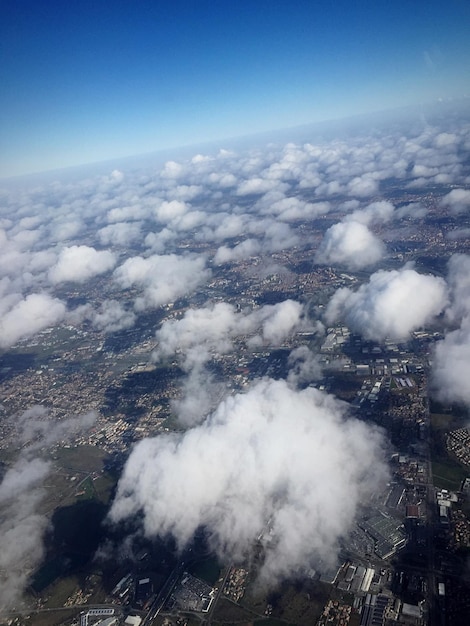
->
[0,105,470,626]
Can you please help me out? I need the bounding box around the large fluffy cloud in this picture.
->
[114,253,211,311]
[48,245,116,284]
[326,267,448,341]
[109,378,388,585]
[0,293,66,348]
[315,220,385,269]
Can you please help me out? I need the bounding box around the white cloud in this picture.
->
[347,200,395,225]
[214,239,261,264]
[347,175,379,197]
[160,160,185,179]
[316,221,385,269]
[0,293,66,349]
[287,344,323,387]
[98,222,142,246]
[0,457,50,611]
[155,200,189,223]
[445,254,470,324]
[154,300,305,370]
[432,318,470,407]
[49,245,116,284]
[90,299,136,333]
[259,195,331,222]
[153,298,305,426]
[236,178,286,196]
[325,267,448,341]
[114,253,211,311]
[440,188,470,214]
[431,255,470,407]
[0,409,97,610]
[109,379,387,586]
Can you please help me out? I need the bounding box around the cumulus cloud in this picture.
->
[77,299,137,333]
[154,300,304,369]
[325,267,448,341]
[160,160,185,179]
[170,366,226,428]
[109,379,387,585]
[446,227,470,241]
[347,200,395,225]
[114,253,211,311]
[15,406,97,450]
[316,221,385,269]
[347,175,379,197]
[287,344,323,387]
[153,299,305,426]
[0,409,97,610]
[155,200,189,223]
[214,239,261,264]
[98,221,142,246]
[440,188,470,214]
[0,293,66,349]
[49,245,116,284]
[431,254,470,406]
[256,194,331,222]
[236,177,286,196]
[432,318,470,407]
[94,300,136,333]
[0,457,50,611]
[0,108,466,345]
[445,253,470,324]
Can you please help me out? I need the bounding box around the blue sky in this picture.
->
[1,0,469,178]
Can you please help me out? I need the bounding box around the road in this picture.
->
[423,394,444,626]
[143,562,185,625]
[201,563,232,626]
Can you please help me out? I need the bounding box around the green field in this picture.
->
[242,581,330,626]
[53,445,109,473]
[213,597,261,623]
[18,608,78,626]
[188,556,222,586]
[430,411,470,490]
[254,617,295,626]
[432,459,468,490]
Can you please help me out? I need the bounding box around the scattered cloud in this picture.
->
[152,299,306,426]
[153,300,305,369]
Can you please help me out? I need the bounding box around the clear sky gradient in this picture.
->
[1,0,470,178]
